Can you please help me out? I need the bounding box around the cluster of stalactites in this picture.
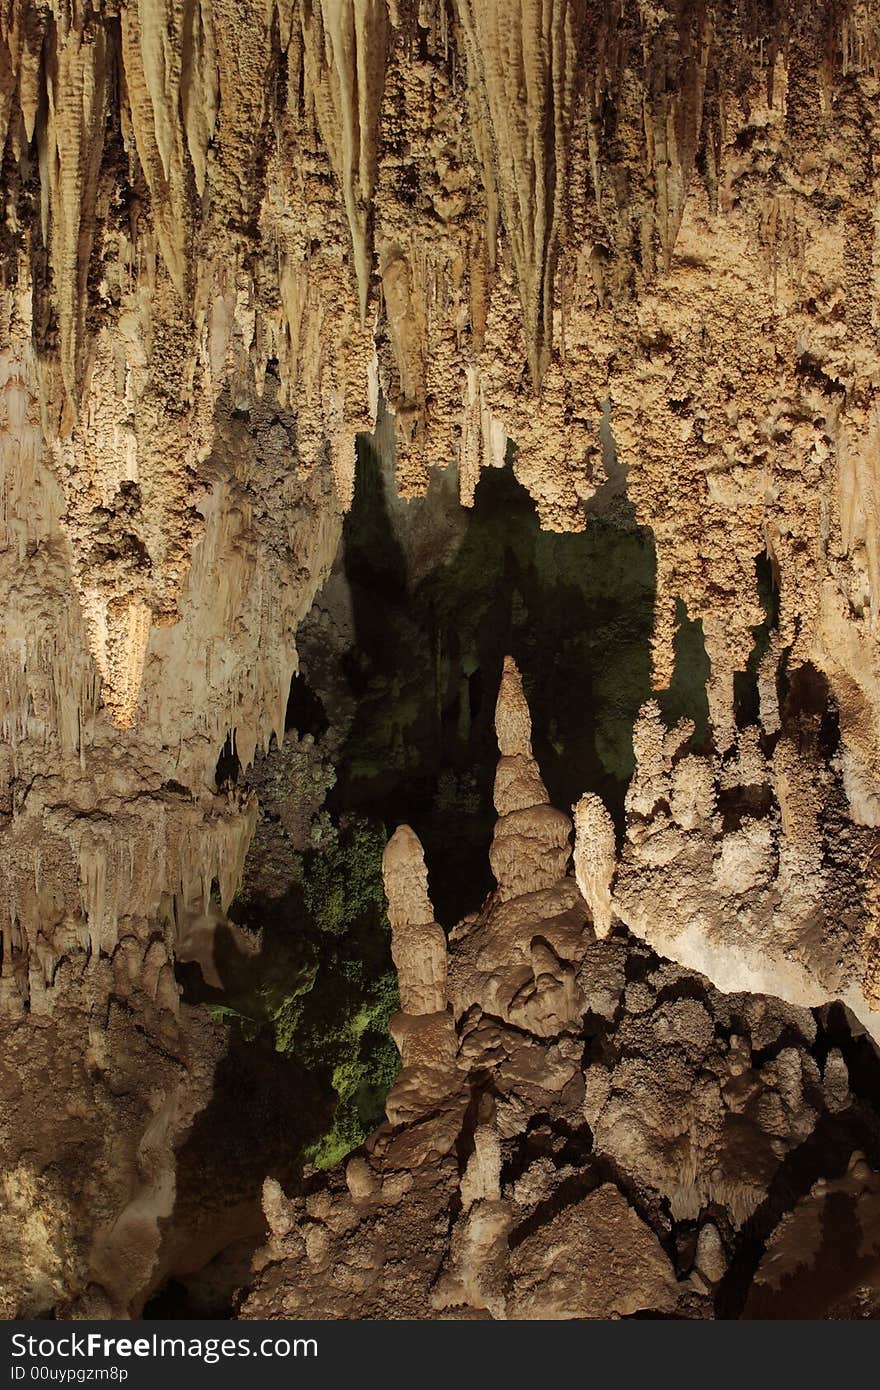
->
[3,0,791,733]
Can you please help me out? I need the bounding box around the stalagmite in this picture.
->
[445,657,588,1037]
[572,792,615,938]
[382,824,447,1016]
[489,656,571,901]
[381,825,456,1122]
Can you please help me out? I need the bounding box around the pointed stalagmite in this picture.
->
[382,824,447,1015]
[490,656,571,900]
[494,653,537,762]
[381,825,456,1122]
[444,656,590,1035]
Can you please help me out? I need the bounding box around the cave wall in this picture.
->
[2,0,880,1315]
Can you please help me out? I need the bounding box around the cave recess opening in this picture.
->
[299,431,659,925]
[193,417,712,1179]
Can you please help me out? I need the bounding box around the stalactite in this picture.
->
[454,0,586,389]
[301,0,391,321]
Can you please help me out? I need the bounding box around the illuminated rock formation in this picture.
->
[449,655,587,1036]
[604,696,880,1043]
[572,792,616,938]
[489,656,572,902]
[243,662,879,1321]
[382,824,448,1015]
[3,0,880,1319]
[381,825,457,1124]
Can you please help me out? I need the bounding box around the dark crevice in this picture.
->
[652,973,716,1012]
[783,662,841,759]
[813,1002,880,1102]
[507,1168,602,1249]
[215,731,241,790]
[733,551,779,730]
[285,672,329,739]
[715,1105,880,1318]
[656,598,712,747]
[505,1130,676,1268]
[717,783,775,833]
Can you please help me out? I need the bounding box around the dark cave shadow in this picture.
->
[716,1096,880,1318]
[742,1187,877,1319]
[142,1016,332,1319]
[322,433,664,925]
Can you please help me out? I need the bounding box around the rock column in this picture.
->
[381,825,457,1123]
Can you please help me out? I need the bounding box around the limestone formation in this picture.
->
[3,0,880,1322]
[489,656,572,902]
[382,824,456,1124]
[608,696,880,1042]
[241,663,880,1319]
[382,824,447,1015]
[444,658,588,1036]
[572,792,616,938]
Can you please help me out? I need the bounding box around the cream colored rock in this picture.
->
[6,0,880,1321]
[494,753,549,817]
[572,792,616,937]
[345,1155,379,1203]
[262,1178,296,1240]
[613,704,880,1043]
[823,1049,851,1114]
[382,824,435,930]
[459,1123,502,1211]
[381,826,458,1125]
[432,1198,513,1318]
[694,1222,727,1287]
[454,0,586,390]
[382,825,447,1014]
[494,655,535,760]
[490,803,572,902]
[489,655,572,901]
